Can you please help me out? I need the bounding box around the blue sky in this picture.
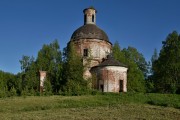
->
[0,0,180,74]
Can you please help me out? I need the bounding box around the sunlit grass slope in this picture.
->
[0,93,179,120]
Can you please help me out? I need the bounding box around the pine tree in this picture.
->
[153,31,180,93]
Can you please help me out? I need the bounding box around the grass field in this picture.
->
[0,93,179,120]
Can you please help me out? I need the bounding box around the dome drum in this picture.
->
[72,39,112,62]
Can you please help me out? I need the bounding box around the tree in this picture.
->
[0,71,6,97]
[0,70,19,97]
[43,78,53,95]
[122,48,146,92]
[18,40,62,95]
[152,31,180,93]
[23,62,39,92]
[123,47,148,78]
[36,40,62,93]
[62,42,87,95]
[112,42,146,92]
[19,56,34,72]
[112,41,125,63]
[151,48,158,64]
[146,48,158,93]
[19,56,38,91]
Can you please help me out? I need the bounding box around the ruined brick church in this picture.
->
[40,7,128,93]
[69,7,128,92]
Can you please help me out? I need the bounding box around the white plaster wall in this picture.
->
[72,39,112,79]
[90,42,111,59]
[72,39,112,62]
[101,66,128,92]
[105,66,128,72]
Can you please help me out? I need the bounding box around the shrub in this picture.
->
[10,87,17,97]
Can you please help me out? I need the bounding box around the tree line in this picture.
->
[0,31,180,97]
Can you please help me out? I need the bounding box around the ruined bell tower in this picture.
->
[83,7,96,25]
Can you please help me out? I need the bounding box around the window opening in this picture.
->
[84,15,87,23]
[92,15,94,22]
[83,49,88,57]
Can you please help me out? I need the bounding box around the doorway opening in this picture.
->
[119,80,123,92]
[100,85,104,92]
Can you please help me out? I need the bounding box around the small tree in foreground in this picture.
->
[62,42,88,95]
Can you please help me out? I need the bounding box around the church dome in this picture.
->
[71,24,109,41]
[70,7,109,42]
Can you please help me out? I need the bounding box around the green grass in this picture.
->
[0,93,179,120]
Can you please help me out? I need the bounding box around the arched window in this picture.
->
[83,49,88,57]
[92,15,94,22]
[84,15,87,23]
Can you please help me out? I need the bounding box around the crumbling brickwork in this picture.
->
[92,66,127,92]
[68,7,128,92]
[39,71,46,93]
[72,39,112,79]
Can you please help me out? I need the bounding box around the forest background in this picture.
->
[0,31,180,97]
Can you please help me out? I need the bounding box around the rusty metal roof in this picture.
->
[98,55,127,67]
[71,24,109,41]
